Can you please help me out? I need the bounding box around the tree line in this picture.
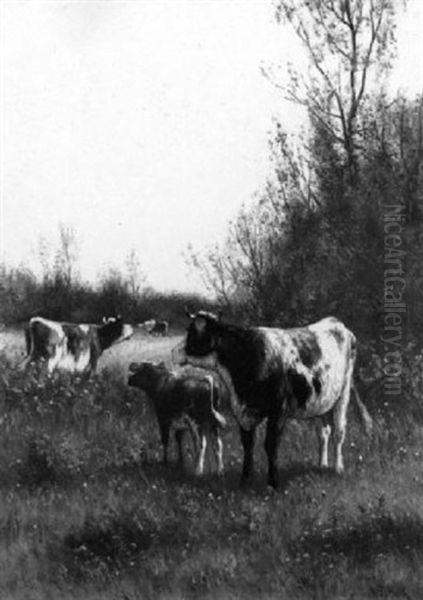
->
[0,225,213,329]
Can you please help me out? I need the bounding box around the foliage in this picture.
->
[0,260,215,331]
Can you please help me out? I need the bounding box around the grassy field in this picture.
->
[0,327,422,599]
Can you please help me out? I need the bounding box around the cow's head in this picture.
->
[127,361,164,391]
[98,315,134,350]
[173,309,221,369]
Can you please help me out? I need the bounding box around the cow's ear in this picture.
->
[102,316,107,324]
[184,306,195,320]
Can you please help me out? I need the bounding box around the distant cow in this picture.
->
[173,310,372,488]
[128,361,226,475]
[150,320,169,336]
[25,316,134,374]
[138,319,156,333]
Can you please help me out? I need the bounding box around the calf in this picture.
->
[174,310,372,488]
[128,361,226,475]
[25,315,133,374]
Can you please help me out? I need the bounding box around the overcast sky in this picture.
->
[1,0,422,293]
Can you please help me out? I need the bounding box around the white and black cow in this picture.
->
[24,316,134,374]
[150,320,169,336]
[174,310,372,488]
[138,319,156,334]
[128,361,226,475]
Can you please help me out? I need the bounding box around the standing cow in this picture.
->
[24,315,134,374]
[149,320,169,336]
[173,310,372,488]
[138,319,156,334]
[128,361,226,475]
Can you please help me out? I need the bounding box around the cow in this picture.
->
[24,315,134,374]
[138,319,156,334]
[173,310,373,488]
[150,320,169,336]
[128,361,226,476]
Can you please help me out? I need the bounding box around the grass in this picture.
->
[0,327,423,599]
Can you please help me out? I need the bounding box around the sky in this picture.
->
[1,0,422,293]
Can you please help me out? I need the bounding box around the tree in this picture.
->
[273,0,401,187]
[36,235,52,281]
[125,249,146,299]
[54,223,80,289]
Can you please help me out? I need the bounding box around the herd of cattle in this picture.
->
[17,310,373,488]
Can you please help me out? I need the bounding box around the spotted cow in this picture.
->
[25,316,134,374]
[138,319,156,334]
[128,361,226,475]
[173,310,372,488]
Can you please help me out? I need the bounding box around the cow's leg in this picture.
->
[240,427,255,484]
[195,432,207,476]
[264,416,285,488]
[317,413,333,469]
[333,377,352,474]
[174,429,185,468]
[47,346,57,374]
[88,354,98,377]
[211,430,224,475]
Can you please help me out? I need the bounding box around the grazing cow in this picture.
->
[128,361,226,475]
[25,316,134,374]
[138,319,156,334]
[173,310,373,488]
[150,320,169,336]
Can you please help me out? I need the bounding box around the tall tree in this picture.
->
[125,249,146,299]
[53,223,80,288]
[274,0,400,187]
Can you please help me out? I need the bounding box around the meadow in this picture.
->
[0,328,422,599]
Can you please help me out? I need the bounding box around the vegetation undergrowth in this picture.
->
[1,332,423,600]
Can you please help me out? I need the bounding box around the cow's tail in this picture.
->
[351,381,373,436]
[205,374,227,429]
